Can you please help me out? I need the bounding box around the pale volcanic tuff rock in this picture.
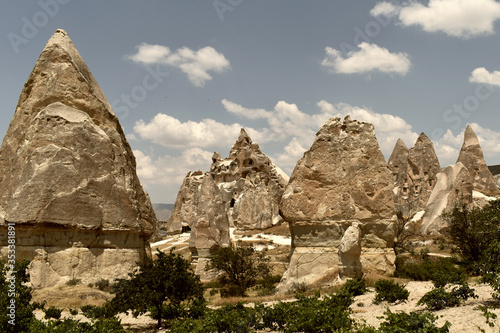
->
[166,170,204,234]
[167,128,289,234]
[420,162,473,235]
[278,116,396,291]
[390,133,441,217]
[211,128,289,230]
[189,174,230,281]
[456,125,499,196]
[0,29,158,288]
[387,138,409,193]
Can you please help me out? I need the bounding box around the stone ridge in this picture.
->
[0,29,160,287]
[280,116,395,222]
[456,124,499,195]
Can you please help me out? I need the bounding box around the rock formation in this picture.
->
[390,133,441,217]
[166,170,204,234]
[211,129,289,230]
[388,138,409,185]
[167,129,288,233]
[456,125,499,196]
[420,162,473,235]
[189,174,230,281]
[278,116,396,290]
[0,29,158,288]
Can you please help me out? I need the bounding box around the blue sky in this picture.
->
[1,1,500,203]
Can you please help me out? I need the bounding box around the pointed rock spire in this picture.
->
[388,138,409,184]
[392,132,441,216]
[0,29,158,287]
[229,128,253,158]
[456,124,499,195]
[278,116,396,291]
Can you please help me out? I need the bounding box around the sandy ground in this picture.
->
[351,281,500,333]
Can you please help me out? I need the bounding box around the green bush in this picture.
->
[66,278,81,286]
[262,292,354,332]
[207,246,272,298]
[170,302,264,333]
[395,254,466,283]
[110,249,205,328]
[69,308,78,316]
[341,277,367,296]
[94,279,110,291]
[417,282,477,311]
[376,309,451,333]
[44,306,62,320]
[0,260,45,332]
[373,279,409,304]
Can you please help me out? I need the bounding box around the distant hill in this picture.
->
[488,165,500,176]
[152,203,175,221]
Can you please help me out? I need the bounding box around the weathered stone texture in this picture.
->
[456,125,499,196]
[211,129,289,229]
[278,116,396,291]
[0,29,158,287]
[168,129,288,233]
[189,174,230,281]
[391,133,441,217]
[166,170,204,234]
[420,162,473,235]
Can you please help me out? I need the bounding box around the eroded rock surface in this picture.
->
[390,133,441,217]
[212,129,289,229]
[189,174,230,281]
[457,125,499,196]
[420,162,473,235]
[0,29,158,287]
[166,170,204,234]
[278,116,396,291]
[168,129,288,233]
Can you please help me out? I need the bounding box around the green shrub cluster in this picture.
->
[395,253,466,283]
[43,306,62,320]
[373,279,409,304]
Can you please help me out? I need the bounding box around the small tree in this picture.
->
[110,249,205,329]
[0,259,44,332]
[442,200,500,271]
[207,245,271,297]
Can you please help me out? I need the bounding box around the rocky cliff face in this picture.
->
[167,129,288,233]
[166,170,204,234]
[212,129,289,229]
[389,133,441,217]
[420,162,473,235]
[278,116,396,291]
[189,174,230,281]
[0,29,158,288]
[457,125,499,196]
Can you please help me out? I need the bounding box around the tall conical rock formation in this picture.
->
[456,124,499,196]
[0,29,158,287]
[278,116,396,291]
[390,133,441,217]
[167,128,288,233]
[212,128,289,229]
[388,138,409,185]
[189,174,230,281]
[420,162,473,235]
[166,170,204,234]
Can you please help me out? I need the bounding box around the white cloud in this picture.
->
[133,113,270,149]
[437,124,500,165]
[372,0,500,38]
[370,1,400,17]
[126,43,230,87]
[222,99,419,173]
[321,42,411,75]
[469,67,500,86]
[134,148,213,202]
